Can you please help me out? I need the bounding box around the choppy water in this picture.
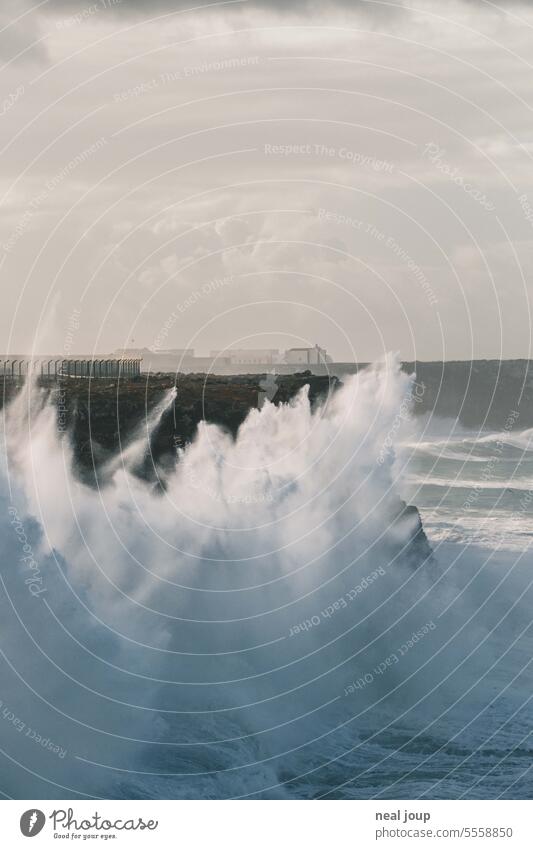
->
[401,426,533,554]
[1,363,532,799]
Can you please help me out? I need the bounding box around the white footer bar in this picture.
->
[2,799,530,848]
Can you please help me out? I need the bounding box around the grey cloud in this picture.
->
[35,0,409,24]
[42,0,405,8]
[0,1,49,64]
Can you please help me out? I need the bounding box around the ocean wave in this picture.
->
[404,474,533,492]
[1,364,531,799]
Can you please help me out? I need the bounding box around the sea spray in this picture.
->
[0,359,530,799]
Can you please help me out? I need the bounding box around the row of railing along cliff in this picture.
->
[0,358,142,380]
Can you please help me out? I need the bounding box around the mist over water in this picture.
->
[0,361,532,799]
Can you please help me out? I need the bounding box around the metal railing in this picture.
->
[0,358,142,380]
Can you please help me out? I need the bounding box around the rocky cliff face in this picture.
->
[3,359,530,436]
[393,504,433,568]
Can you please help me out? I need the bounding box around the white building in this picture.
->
[114,347,195,358]
[161,348,196,358]
[210,349,280,365]
[285,345,330,365]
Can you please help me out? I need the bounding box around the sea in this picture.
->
[1,364,532,800]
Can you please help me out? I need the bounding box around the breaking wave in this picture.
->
[0,360,531,799]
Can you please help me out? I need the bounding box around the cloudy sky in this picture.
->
[1,0,533,360]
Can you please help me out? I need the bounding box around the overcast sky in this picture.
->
[1,0,533,360]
